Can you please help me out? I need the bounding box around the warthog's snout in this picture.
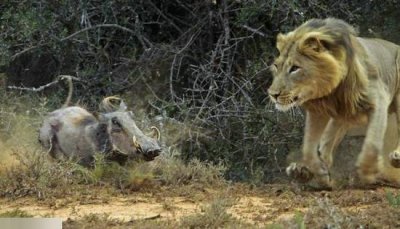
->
[132,126,162,161]
[142,147,162,161]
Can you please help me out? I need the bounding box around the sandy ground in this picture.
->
[1,184,400,228]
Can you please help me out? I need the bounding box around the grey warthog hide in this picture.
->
[38,97,161,166]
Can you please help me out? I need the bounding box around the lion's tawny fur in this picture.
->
[269,18,400,187]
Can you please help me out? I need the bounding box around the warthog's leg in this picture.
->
[286,111,329,186]
[47,134,56,158]
[356,92,390,184]
[389,93,400,168]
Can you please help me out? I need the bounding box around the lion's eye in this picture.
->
[289,65,300,73]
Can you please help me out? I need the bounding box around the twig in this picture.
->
[141,214,161,221]
[147,0,183,33]
[7,75,83,92]
[60,24,135,42]
[11,24,147,60]
[240,25,266,37]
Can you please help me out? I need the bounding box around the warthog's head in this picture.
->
[98,97,162,161]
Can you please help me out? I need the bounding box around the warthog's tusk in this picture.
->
[132,136,142,151]
[150,126,161,141]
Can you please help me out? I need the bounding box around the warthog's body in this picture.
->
[39,98,161,166]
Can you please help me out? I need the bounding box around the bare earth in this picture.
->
[1,184,400,228]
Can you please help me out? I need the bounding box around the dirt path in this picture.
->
[0,194,287,224]
[0,186,298,225]
[1,184,399,227]
[0,196,199,222]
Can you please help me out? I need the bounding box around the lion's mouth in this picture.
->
[274,96,301,111]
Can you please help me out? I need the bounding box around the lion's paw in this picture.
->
[389,151,400,168]
[356,165,378,185]
[356,152,379,185]
[286,163,314,183]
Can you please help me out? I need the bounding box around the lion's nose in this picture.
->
[268,90,281,100]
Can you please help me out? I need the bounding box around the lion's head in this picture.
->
[268,18,358,112]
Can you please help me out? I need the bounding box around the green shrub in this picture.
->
[386,191,400,208]
[0,209,33,218]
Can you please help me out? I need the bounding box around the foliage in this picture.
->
[295,212,306,229]
[0,148,226,199]
[0,209,33,218]
[386,191,400,208]
[151,152,226,186]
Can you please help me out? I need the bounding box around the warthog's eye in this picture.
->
[111,117,122,131]
[289,65,300,74]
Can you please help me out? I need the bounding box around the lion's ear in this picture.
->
[276,33,286,52]
[299,32,332,53]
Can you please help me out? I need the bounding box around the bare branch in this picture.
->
[7,75,83,92]
[11,24,149,60]
[147,0,183,33]
[240,25,267,37]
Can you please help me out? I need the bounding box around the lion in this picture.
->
[268,18,400,188]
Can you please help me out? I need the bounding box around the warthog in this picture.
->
[38,96,162,166]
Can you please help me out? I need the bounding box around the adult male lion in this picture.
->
[268,18,400,187]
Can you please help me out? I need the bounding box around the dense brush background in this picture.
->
[0,0,399,183]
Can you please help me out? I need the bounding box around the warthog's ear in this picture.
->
[118,100,127,111]
[100,96,121,112]
[99,96,129,112]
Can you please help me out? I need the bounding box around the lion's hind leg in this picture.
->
[389,151,400,168]
[378,155,400,187]
[388,93,400,168]
[388,50,400,169]
[356,93,390,184]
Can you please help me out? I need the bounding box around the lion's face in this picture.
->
[268,32,347,111]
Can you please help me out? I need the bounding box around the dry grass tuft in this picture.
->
[180,196,254,228]
[63,213,176,229]
[151,151,226,187]
[0,209,34,218]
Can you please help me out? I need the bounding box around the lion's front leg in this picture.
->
[286,111,330,186]
[318,119,348,169]
[356,95,389,184]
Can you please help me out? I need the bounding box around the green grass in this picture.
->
[265,224,285,229]
[151,153,226,187]
[0,146,227,199]
[294,211,306,229]
[0,209,33,218]
[386,190,400,208]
